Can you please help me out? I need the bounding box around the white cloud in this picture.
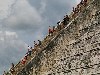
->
[3,0,42,31]
[0,36,4,41]
[0,31,27,74]
[0,0,16,20]
[39,0,47,14]
[0,31,27,54]
[5,31,18,37]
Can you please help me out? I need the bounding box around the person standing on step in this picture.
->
[28,47,32,56]
[48,26,53,36]
[38,40,41,46]
[10,63,15,74]
[3,71,6,75]
[83,0,87,6]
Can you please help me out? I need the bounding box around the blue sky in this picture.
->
[0,0,80,74]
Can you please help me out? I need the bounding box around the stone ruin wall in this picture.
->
[17,0,100,75]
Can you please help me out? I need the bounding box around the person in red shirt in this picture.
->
[21,57,26,65]
[48,26,53,36]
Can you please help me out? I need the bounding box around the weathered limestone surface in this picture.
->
[17,0,100,75]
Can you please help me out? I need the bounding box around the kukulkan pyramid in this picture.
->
[5,0,100,75]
